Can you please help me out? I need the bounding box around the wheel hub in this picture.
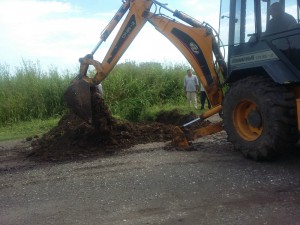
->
[234,100,263,141]
[247,109,262,128]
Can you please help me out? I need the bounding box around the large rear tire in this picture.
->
[223,76,298,160]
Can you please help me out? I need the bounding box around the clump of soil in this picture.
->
[29,91,199,162]
[155,109,197,125]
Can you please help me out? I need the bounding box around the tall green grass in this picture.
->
[102,61,187,121]
[0,60,190,126]
[0,60,72,126]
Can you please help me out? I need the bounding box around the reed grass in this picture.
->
[0,60,191,126]
[0,60,72,126]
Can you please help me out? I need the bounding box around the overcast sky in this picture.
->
[0,0,221,72]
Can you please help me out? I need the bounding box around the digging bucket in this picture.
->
[64,78,93,123]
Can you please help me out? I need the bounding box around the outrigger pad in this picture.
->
[64,79,93,123]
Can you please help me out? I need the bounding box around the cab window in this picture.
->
[261,0,299,36]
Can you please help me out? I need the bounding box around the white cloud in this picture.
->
[0,0,221,72]
[0,0,73,21]
[0,0,112,70]
[179,0,220,26]
[119,24,187,64]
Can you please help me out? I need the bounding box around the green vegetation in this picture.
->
[103,61,188,121]
[0,60,72,126]
[0,60,205,140]
[0,60,191,124]
[0,117,59,141]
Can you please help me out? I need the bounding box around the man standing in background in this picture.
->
[184,69,199,109]
[200,82,211,110]
[97,83,103,96]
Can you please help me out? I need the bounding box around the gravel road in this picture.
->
[1,131,300,225]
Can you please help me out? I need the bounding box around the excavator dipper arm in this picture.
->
[78,0,153,86]
[65,0,152,122]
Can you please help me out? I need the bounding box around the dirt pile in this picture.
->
[29,114,176,161]
[29,93,199,162]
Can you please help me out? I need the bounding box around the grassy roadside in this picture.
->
[0,117,60,142]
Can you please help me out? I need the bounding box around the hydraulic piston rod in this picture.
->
[91,0,130,55]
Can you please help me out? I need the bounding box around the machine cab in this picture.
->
[221,0,300,83]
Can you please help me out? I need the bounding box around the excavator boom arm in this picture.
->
[79,0,153,85]
[79,0,225,105]
[65,0,226,137]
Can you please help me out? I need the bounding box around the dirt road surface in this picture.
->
[1,131,300,225]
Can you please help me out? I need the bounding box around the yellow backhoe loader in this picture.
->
[65,0,300,160]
